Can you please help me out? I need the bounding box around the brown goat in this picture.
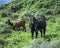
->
[13,20,26,32]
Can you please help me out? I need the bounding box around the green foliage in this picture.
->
[0,15,60,48]
[0,0,60,15]
[0,0,60,48]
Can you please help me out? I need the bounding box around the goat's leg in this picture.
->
[43,28,46,37]
[35,30,38,38]
[40,29,42,37]
[31,29,34,39]
[23,26,26,32]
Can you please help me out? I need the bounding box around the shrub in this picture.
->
[53,6,60,14]
[1,10,11,17]
[0,23,12,34]
[45,10,53,15]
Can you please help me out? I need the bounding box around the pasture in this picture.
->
[0,0,60,48]
[0,15,60,48]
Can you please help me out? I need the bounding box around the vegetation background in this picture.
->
[0,0,60,48]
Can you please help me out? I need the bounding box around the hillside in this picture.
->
[0,0,60,48]
[0,0,60,14]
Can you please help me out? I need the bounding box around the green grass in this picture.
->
[0,15,60,48]
[0,0,60,48]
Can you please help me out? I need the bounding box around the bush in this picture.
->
[10,3,23,12]
[45,10,53,15]
[1,10,11,17]
[11,14,19,20]
[0,23,12,34]
[53,6,60,14]
[21,11,33,17]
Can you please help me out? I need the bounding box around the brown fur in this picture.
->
[13,20,26,32]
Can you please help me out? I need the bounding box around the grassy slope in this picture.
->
[0,15,59,48]
[0,0,60,48]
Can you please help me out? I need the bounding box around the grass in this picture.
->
[0,0,60,48]
[24,39,60,48]
[0,15,60,48]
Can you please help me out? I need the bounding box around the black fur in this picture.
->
[29,16,46,39]
[6,19,13,26]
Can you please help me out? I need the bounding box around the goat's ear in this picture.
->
[44,16,46,19]
[45,16,47,20]
[34,16,36,21]
[43,15,46,20]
